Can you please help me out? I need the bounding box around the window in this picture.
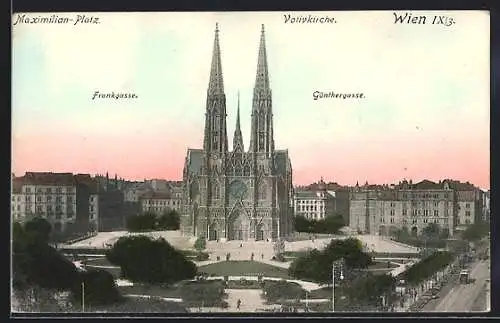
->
[434,210,439,216]
[390,218,394,224]
[37,196,42,202]
[25,188,31,193]
[56,188,62,193]
[390,210,395,216]
[434,202,438,207]
[46,188,52,193]
[465,211,471,217]
[402,209,407,216]
[466,203,470,209]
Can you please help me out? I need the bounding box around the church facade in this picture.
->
[180,24,294,241]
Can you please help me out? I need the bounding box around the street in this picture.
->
[423,260,490,312]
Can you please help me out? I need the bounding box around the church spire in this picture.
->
[203,23,228,153]
[249,25,274,154]
[254,24,271,96]
[207,22,224,95]
[233,91,244,152]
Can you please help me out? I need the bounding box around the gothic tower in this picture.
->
[249,25,275,156]
[203,23,228,154]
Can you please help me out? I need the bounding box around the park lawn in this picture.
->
[86,265,122,278]
[118,284,184,298]
[198,261,292,279]
[367,261,399,270]
[85,257,115,267]
[282,251,307,258]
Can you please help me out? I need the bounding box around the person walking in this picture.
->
[236,299,242,310]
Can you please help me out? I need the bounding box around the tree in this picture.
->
[13,219,122,309]
[288,238,372,284]
[71,269,122,307]
[344,272,396,308]
[194,236,207,253]
[24,217,52,244]
[273,238,285,256]
[106,235,197,284]
[125,212,157,232]
[13,219,79,291]
[158,210,180,230]
[461,223,489,242]
[294,215,312,233]
[422,223,440,240]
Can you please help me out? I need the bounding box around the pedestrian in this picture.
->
[236,299,241,310]
[261,253,264,260]
[240,243,243,248]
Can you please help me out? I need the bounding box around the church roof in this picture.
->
[186,149,204,175]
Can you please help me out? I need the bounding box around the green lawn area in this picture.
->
[118,284,183,298]
[86,257,114,267]
[282,251,307,258]
[198,261,292,279]
[367,261,398,270]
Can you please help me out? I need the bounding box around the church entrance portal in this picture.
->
[256,223,264,241]
[228,210,249,241]
[208,224,218,241]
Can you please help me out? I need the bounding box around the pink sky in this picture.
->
[12,131,490,189]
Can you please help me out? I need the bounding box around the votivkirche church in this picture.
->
[180,24,294,241]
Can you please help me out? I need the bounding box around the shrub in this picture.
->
[262,280,306,303]
[195,252,210,261]
[179,281,227,307]
[106,235,196,284]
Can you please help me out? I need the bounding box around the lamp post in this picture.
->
[332,259,344,312]
[81,281,85,313]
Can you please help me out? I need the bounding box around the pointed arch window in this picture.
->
[259,182,267,200]
[244,165,251,176]
[212,182,220,199]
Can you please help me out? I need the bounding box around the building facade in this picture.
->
[140,191,183,215]
[294,181,335,221]
[11,172,98,234]
[349,179,483,237]
[482,190,490,222]
[181,24,294,241]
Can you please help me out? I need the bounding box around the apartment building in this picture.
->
[139,191,183,215]
[11,172,99,234]
[349,179,483,237]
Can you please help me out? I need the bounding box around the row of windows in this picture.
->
[24,187,75,194]
[143,199,181,206]
[296,205,324,212]
[401,193,450,199]
[379,217,449,224]
[296,200,326,204]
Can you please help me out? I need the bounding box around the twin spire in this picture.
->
[208,23,224,95]
[206,23,272,153]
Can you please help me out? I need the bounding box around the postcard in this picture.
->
[11,11,490,315]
